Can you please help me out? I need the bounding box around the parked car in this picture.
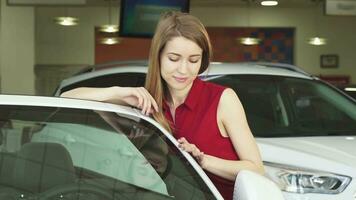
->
[0,95,282,200]
[54,61,356,200]
[338,84,356,100]
[53,60,149,96]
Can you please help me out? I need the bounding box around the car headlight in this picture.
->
[264,162,351,194]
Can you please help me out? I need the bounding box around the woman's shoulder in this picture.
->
[196,79,231,104]
[198,78,226,93]
[218,88,243,114]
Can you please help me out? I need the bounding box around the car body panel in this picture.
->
[257,137,356,176]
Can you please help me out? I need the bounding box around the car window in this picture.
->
[281,78,356,135]
[337,85,356,101]
[0,105,216,200]
[60,72,146,94]
[208,75,356,137]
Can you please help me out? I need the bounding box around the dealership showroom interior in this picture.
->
[1,0,356,200]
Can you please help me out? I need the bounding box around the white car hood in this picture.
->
[257,136,356,177]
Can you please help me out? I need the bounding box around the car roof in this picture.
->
[57,62,314,94]
[74,60,149,75]
[207,62,312,79]
[0,94,139,115]
[56,65,148,94]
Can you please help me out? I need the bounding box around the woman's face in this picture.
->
[160,36,203,93]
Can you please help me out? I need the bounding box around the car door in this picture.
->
[0,104,219,200]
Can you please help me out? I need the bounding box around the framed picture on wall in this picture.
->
[320,54,339,68]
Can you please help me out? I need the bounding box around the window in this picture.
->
[60,72,146,94]
[281,78,356,135]
[0,105,216,199]
[208,75,356,137]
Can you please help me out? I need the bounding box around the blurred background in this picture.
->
[0,0,355,96]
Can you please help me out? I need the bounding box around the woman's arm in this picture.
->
[178,88,264,181]
[61,86,158,115]
[61,87,123,102]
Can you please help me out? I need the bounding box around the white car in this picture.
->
[0,95,282,200]
[55,61,356,200]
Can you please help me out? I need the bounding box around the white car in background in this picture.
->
[0,95,282,200]
[54,61,356,200]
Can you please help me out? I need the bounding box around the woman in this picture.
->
[62,11,264,200]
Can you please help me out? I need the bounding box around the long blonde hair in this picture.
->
[145,11,212,133]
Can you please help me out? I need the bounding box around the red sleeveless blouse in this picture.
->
[163,78,239,200]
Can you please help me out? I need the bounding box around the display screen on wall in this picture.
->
[119,0,190,38]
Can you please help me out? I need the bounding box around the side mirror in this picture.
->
[233,170,284,200]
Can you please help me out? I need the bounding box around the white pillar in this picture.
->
[0,1,35,95]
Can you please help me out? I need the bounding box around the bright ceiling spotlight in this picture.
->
[99,25,119,33]
[238,37,261,45]
[308,37,327,46]
[54,17,79,26]
[261,0,279,6]
[99,37,120,45]
[99,0,119,33]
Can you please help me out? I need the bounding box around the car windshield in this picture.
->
[0,105,216,200]
[207,75,356,137]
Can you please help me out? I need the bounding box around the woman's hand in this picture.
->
[178,137,206,167]
[61,86,159,116]
[116,87,159,115]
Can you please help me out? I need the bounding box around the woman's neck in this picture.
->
[168,82,193,109]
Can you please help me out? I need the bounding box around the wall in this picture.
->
[95,28,151,64]
[36,6,119,65]
[191,6,356,80]
[35,5,356,83]
[0,0,35,95]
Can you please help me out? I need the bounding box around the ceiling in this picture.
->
[195,0,319,7]
[85,0,321,8]
[204,0,319,7]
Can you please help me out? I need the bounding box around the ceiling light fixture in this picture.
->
[99,0,119,33]
[308,37,327,46]
[261,0,278,6]
[238,1,262,45]
[99,37,120,45]
[308,0,326,46]
[99,25,119,33]
[54,16,79,26]
[239,37,262,45]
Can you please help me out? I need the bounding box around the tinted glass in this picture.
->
[0,105,216,200]
[208,75,356,137]
[60,73,146,94]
